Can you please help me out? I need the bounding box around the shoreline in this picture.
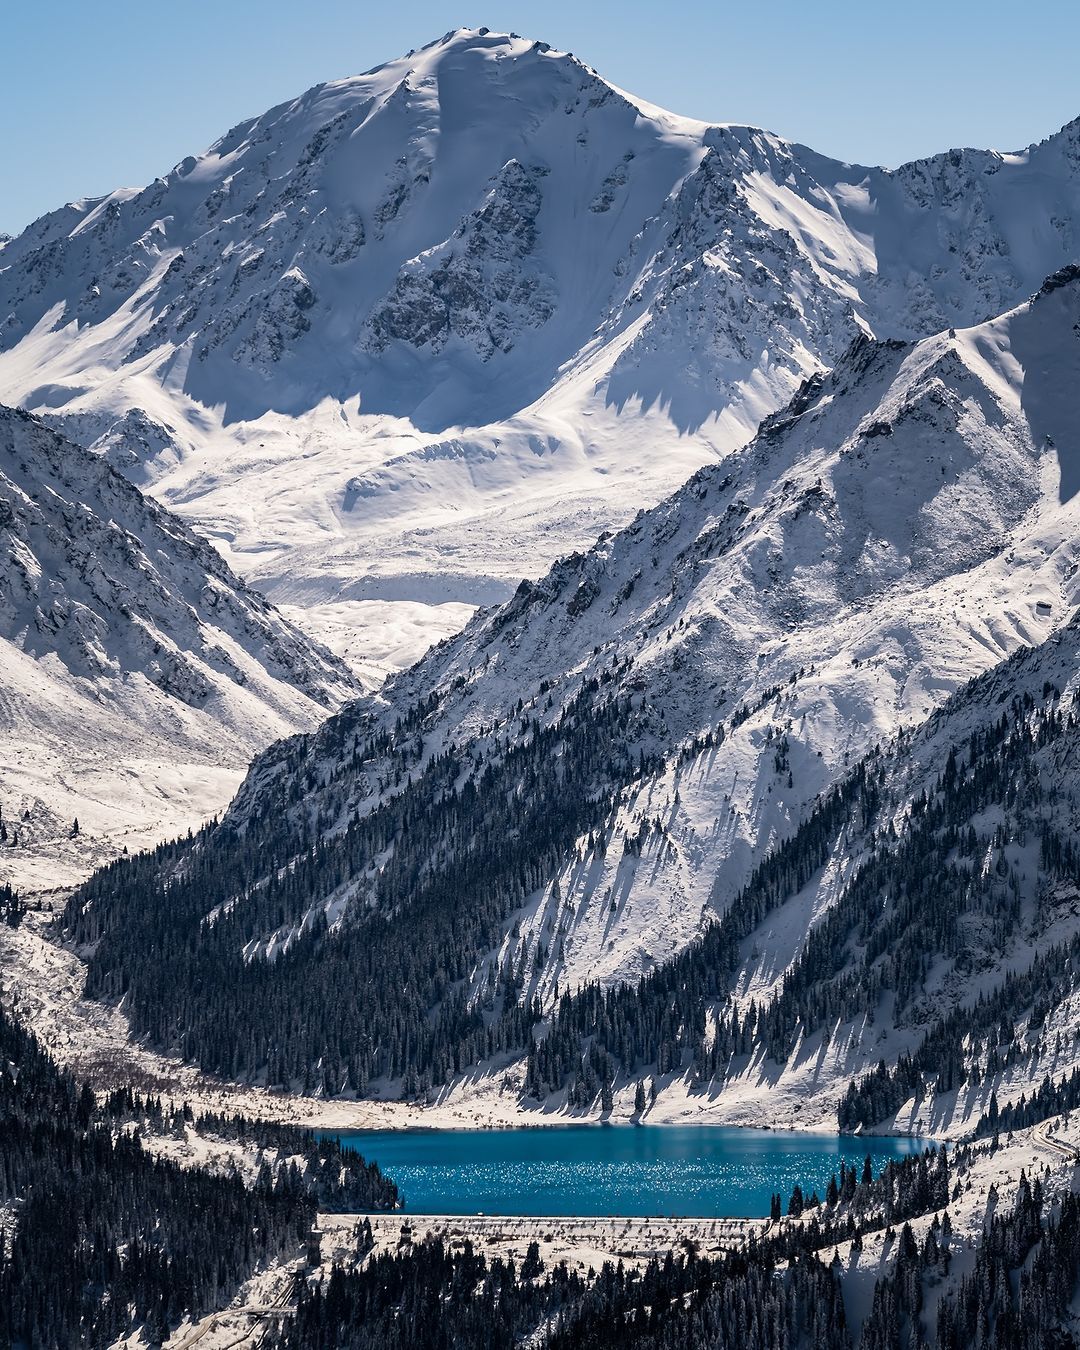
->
[327,1119,932,1141]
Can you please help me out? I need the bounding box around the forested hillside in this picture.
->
[0,976,396,1344]
[0,995,310,1344]
[63,273,1080,1126]
[531,615,1080,1128]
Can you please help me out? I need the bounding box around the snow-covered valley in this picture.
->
[6,20,1080,1346]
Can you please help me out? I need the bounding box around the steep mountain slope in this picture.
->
[2,28,1079,672]
[0,405,355,889]
[531,601,1080,1133]
[65,269,1080,1101]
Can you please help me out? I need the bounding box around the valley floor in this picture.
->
[0,901,1057,1141]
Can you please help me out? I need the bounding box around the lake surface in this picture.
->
[331,1125,923,1217]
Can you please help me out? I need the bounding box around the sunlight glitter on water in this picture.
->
[330,1124,922,1217]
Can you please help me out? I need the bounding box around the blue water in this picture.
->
[332,1125,923,1217]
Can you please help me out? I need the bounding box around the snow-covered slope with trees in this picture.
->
[66,269,1080,1106]
[2,28,1079,672]
[0,404,356,888]
[527,593,1080,1134]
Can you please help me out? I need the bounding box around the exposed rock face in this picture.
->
[366,159,555,359]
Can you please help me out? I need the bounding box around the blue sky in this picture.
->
[3,0,1079,235]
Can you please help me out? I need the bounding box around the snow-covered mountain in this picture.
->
[522,575,1080,1134]
[2,27,1079,675]
[67,268,1080,1104]
[0,404,356,889]
[238,263,1080,973]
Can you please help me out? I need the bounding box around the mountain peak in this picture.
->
[2,39,1080,712]
[1036,262,1080,299]
[346,25,593,95]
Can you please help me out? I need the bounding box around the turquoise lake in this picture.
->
[332,1125,924,1217]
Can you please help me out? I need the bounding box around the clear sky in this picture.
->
[3,0,1079,236]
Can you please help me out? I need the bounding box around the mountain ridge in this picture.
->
[2,27,1079,681]
[0,402,357,888]
[64,268,1080,1111]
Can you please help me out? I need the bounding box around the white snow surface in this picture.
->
[2,28,1079,673]
[0,405,356,888]
[230,269,1080,954]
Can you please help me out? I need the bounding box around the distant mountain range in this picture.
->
[2,27,1080,681]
